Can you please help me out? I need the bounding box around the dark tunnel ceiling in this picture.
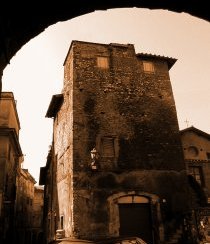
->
[0,0,209,84]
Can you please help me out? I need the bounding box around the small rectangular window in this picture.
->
[8,145,11,160]
[143,61,155,73]
[188,166,204,186]
[60,215,64,229]
[206,152,210,160]
[97,57,109,69]
[101,137,115,157]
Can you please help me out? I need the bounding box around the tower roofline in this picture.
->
[63,40,177,70]
[63,40,135,66]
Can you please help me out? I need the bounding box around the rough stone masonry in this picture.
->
[48,40,190,243]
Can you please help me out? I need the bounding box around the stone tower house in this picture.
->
[45,41,190,243]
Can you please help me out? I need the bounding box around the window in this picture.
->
[97,57,109,69]
[143,61,155,73]
[8,145,11,160]
[188,166,204,185]
[206,152,210,160]
[5,174,8,194]
[101,137,115,157]
[54,215,57,234]
[188,146,199,157]
[60,215,64,229]
[48,218,51,238]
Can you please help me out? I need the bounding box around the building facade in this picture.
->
[31,185,44,244]
[0,91,44,244]
[44,41,190,243]
[40,147,58,244]
[180,126,210,242]
[15,167,37,244]
[0,92,22,243]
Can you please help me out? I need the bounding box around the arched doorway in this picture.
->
[108,192,161,244]
[118,196,153,243]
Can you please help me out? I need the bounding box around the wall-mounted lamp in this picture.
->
[162,199,167,203]
[90,148,99,170]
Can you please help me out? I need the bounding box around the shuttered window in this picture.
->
[97,57,109,69]
[102,137,115,157]
[143,61,155,73]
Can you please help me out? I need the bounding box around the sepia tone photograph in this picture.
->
[1,2,210,244]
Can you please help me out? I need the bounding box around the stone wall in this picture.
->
[54,41,190,240]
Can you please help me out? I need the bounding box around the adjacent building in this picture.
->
[0,92,22,243]
[31,185,44,244]
[180,126,210,241]
[0,91,44,244]
[15,166,37,244]
[40,147,58,244]
[43,40,191,243]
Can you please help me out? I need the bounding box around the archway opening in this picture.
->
[2,7,210,183]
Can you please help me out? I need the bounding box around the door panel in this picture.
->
[119,203,153,244]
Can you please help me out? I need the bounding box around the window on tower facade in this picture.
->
[97,56,109,69]
[101,137,115,157]
[143,61,155,73]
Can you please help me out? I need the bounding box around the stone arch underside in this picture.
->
[0,0,209,90]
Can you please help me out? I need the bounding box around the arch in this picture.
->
[107,191,159,204]
[0,1,210,89]
[117,195,149,204]
[107,191,163,241]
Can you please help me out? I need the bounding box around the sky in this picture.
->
[2,8,210,183]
